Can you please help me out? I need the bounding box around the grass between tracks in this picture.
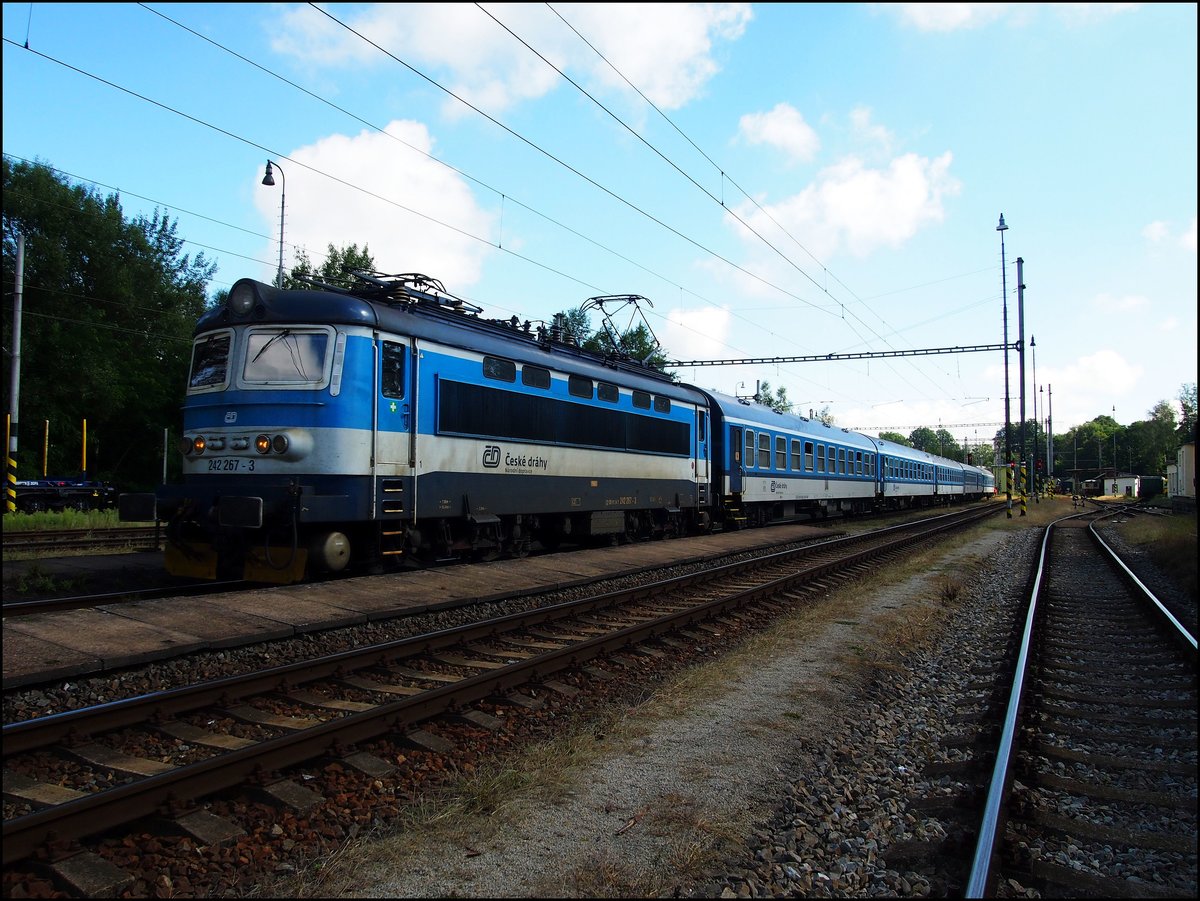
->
[1119,510,1198,600]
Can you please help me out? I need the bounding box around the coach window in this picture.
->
[632,390,651,409]
[856,451,863,475]
[816,444,825,473]
[598,382,619,403]
[838,448,846,474]
[758,433,771,468]
[483,356,516,382]
[381,342,406,398]
[521,365,551,389]
[745,430,756,468]
[653,395,671,413]
[698,411,707,442]
[802,441,813,471]
[793,439,804,471]
[776,436,787,470]
[569,375,593,398]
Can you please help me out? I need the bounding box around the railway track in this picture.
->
[966,513,1197,897]
[3,505,997,870]
[2,526,162,554]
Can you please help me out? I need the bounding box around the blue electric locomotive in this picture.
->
[121,273,710,581]
[120,271,993,582]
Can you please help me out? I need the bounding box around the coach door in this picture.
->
[729,426,743,494]
[374,337,415,519]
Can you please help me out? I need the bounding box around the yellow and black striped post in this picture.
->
[1019,462,1027,516]
[5,414,15,515]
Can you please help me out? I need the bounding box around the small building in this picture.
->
[1167,441,1196,512]
[1096,469,1139,498]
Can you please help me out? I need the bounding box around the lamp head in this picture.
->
[261,161,275,186]
[996,213,1007,231]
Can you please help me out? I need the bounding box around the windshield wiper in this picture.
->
[251,328,291,363]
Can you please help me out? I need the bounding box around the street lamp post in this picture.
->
[998,214,1012,517]
[262,160,286,287]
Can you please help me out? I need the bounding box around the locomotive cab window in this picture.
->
[381,341,406,398]
[187,330,233,392]
[241,327,332,387]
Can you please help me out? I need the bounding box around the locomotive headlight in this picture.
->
[271,434,290,454]
[228,282,257,316]
[179,437,194,456]
[255,434,272,454]
[193,436,207,455]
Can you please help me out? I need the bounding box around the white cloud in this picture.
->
[894,3,1012,32]
[737,103,821,162]
[1142,217,1197,252]
[1093,292,1150,313]
[271,4,752,115]
[660,306,735,365]
[1182,216,1197,252]
[1141,220,1169,242]
[563,4,753,110]
[849,106,894,154]
[253,121,495,287]
[889,3,1137,32]
[732,151,961,259]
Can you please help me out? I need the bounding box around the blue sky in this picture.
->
[3,3,1196,449]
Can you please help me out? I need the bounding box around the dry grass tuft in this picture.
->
[1118,512,1198,600]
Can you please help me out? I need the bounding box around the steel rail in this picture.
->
[3,504,997,865]
[964,510,1193,896]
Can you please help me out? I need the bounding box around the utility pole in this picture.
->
[1016,256,1027,516]
[5,233,24,515]
[998,215,1013,517]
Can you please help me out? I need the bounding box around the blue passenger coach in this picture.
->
[704,391,880,526]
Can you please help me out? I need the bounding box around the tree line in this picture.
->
[3,159,1195,492]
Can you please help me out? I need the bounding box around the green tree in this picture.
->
[2,158,215,490]
[562,307,676,378]
[908,426,937,452]
[286,242,374,290]
[878,431,911,447]
[1178,382,1197,443]
[755,380,791,413]
[934,428,960,461]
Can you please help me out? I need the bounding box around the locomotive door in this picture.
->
[374,338,415,519]
[728,426,743,494]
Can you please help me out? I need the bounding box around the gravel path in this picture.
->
[300,527,1031,898]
